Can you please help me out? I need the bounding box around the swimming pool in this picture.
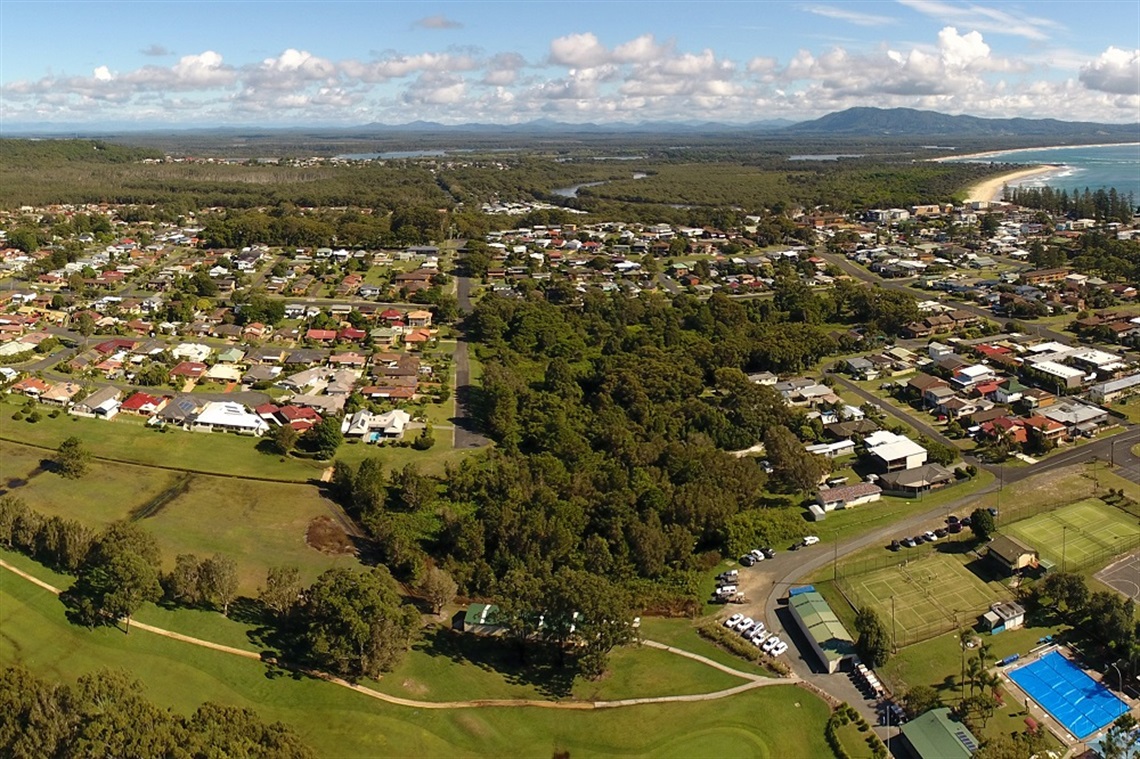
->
[1008,651,1129,739]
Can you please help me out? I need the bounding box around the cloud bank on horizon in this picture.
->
[1,0,1137,127]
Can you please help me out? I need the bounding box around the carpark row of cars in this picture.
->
[723,613,788,657]
[887,509,997,551]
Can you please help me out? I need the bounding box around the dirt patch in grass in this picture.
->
[305,516,354,555]
[400,678,429,696]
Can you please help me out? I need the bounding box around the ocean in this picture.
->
[950,143,1140,201]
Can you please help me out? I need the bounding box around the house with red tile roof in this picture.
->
[170,361,207,379]
[120,392,168,416]
[306,328,337,342]
[11,377,50,397]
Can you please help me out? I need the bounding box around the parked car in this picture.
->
[716,585,738,596]
[947,522,962,534]
[761,547,775,559]
[771,641,789,656]
[752,631,771,647]
[923,530,939,542]
[934,528,948,538]
[724,613,744,628]
[762,636,781,653]
[914,535,927,544]
[802,535,820,546]
[718,570,739,583]
[749,549,766,562]
[739,621,759,637]
[988,507,999,517]
[740,555,756,566]
[961,516,972,527]
[901,536,917,548]
[889,539,901,551]
[734,617,755,632]
[947,515,959,524]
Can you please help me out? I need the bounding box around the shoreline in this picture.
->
[964,165,1061,203]
[933,140,1140,163]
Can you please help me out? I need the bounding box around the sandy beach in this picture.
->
[964,165,1060,203]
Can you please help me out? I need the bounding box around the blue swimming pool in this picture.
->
[1009,651,1128,739]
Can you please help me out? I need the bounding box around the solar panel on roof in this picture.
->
[955,730,978,751]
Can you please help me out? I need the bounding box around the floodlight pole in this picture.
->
[1109,662,1123,692]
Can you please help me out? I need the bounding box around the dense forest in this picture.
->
[1003,184,1136,223]
[325,281,921,621]
[0,138,1010,217]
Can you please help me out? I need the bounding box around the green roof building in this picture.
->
[461,603,506,637]
[787,590,856,673]
[899,708,979,759]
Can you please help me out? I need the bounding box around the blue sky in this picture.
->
[1,1,1137,127]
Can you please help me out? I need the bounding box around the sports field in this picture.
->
[1004,498,1140,570]
[840,552,1009,642]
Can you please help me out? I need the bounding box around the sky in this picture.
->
[1,0,1138,128]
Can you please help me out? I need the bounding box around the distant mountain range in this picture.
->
[3,107,1136,139]
[785,107,1139,138]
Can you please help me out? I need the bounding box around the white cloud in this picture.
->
[341,52,478,82]
[413,14,463,30]
[1080,47,1140,95]
[898,0,1060,41]
[801,5,896,26]
[612,34,671,63]
[93,66,114,82]
[549,32,610,68]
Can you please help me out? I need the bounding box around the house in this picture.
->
[120,392,168,416]
[41,381,83,406]
[986,534,1038,575]
[816,482,882,511]
[981,601,1026,633]
[191,401,270,436]
[406,309,433,328]
[806,439,857,459]
[156,396,200,426]
[170,361,207,380]
[306,328,337,342]
[1022,415,1066,442]
[11,376,50,397]
[877,463,954,497]
[845,357,877,380]
[899,708,979,759]
[341,408,412,439]
[1041,401,1109,437]
[72,386,121,418]
[864,431,928,472]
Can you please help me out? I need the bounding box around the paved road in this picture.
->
[452,274,489,449]
[831,373,960,451]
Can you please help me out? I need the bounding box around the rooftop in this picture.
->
[788,590,855,663]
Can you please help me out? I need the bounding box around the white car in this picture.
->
[924,530,940,541]
[802,536,820,546]
[739,621,761,637]
[749,549,766,561]
[762,636,781,653]
[734,616,755,632]
[751,631,771,647]
[724,613,744,628]
[771,641,789,656]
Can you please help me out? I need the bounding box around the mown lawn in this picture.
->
[1,440,359,594]
[0,565,834,758]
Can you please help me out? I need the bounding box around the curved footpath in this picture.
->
[0,557,793,712]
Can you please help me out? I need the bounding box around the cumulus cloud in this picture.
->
[1080,47,1140,95]
[123,51,237,91]
[413,14,463,30]
[549,32,611,68]
[341,52,478,82]
[482,52,526,86]
[800,5,896,26]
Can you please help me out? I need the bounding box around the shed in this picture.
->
[899,707,979,759]
[986,535,1038,575]
[787,590,856,673]
[461,603,507,637]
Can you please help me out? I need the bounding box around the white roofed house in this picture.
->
[190,401,270,436]
[864,431,928,472]
[816,482,882,512]
[341,408,412,440]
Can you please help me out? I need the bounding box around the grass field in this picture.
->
[839,551,1010,644]
[0,560,834,758]
[1004,498,1140,570]
[0,440,360,594]
[0,396,472,480]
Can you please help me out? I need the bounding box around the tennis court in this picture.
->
[1008,651,1128,739]
[1005,498,1140,568]
[841,552,1007,637]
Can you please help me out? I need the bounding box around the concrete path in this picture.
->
[1,557,794,712]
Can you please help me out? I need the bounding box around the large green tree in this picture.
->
[301,567,420,678]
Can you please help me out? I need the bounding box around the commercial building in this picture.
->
[899,708,979,759]
[864,431,928,472]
